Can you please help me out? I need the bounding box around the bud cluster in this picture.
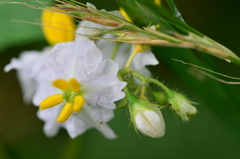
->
[118,68,197,138]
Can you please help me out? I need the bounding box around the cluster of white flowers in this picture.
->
[4,5,197,139]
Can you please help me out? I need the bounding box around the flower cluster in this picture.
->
[4,3,198,139]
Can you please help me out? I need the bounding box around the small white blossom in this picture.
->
[33,27,126,139]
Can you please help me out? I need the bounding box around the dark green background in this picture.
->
[1,0,240,159]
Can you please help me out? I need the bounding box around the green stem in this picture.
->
[111,42,121,60]
[121,24,181,44]
[146,77,170,93]
[118,68,148,83]
[118,68,170,93]
[228,56,240,66]
[61,135,84,159]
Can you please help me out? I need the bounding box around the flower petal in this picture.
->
[4,48,50,103]
[63,105,116,139]
[97,123,117,139]
[33,77,58,106]
[81,59,125,108]
[48,28,103,81]
[37,106,62,137]
[97,37,159,77]
[133,47,159,71]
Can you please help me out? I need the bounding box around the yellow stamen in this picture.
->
[69,78,81,92]
[56,103,73,123]
[154,0,161,6]
[52,79,69,91]
[40,94,64,110]
[42,10,76,46]
[119,8,132,22]
[125,44,150,68]
[73,95,84,113]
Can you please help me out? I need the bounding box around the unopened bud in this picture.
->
[167,90,197,121]
[152,91,168,105]
[127,94,165,138]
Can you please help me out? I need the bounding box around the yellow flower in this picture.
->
[42,10,76,45]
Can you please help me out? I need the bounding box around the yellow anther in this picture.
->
[69,78,81,92]
[73,95,84,113]
[56,103,73,123]
[154,0,161,6]
[119,8,132,22]
[52,79,69,91]
[40,94,64,110]
[42,10,76,46]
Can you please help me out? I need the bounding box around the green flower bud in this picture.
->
[167,90,197,121]
[127,94,165,138]
[151,91,168,105]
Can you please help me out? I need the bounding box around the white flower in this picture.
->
[4,47,50,103]
[33,27,126,139]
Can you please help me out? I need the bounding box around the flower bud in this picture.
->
[127,94,165,138]
[167,90,197,121]
[151,91,168,105]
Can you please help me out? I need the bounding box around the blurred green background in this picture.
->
[1,0,240,159]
